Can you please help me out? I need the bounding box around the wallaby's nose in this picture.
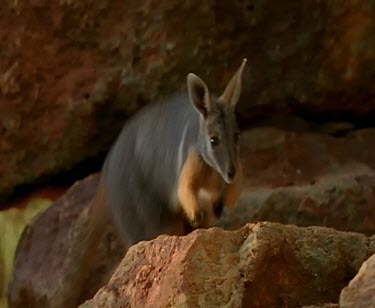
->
[227,167,236,180]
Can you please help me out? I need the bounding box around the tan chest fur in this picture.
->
[177,147,241,227]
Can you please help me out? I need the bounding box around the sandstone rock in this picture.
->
[7,173,125,308]
[81,222,375,308]
[340,253,375,308]
[2,1,375,198]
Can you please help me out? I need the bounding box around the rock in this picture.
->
[81,222,375,307]
[0,198,50,307]
[7,173,125,308]
[219,127,375,235]
[7,126,375,307]
[340,253,375,308]
[2,1,375,198]
[302,304,339,308]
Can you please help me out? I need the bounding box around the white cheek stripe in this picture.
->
[177,123,189,174]
[171,124,189,212]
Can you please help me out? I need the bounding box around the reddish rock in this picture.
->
[2,1,375,198]
[81,222,375,308]
[340,253,375,308]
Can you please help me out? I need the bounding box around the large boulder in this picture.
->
[81,222,375,307]
[2,0,375,199]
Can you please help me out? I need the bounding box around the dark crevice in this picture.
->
[238,100,375,138]
[289,98,375,128]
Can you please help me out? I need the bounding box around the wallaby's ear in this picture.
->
[219,58,247,109]
[187,73,212,117]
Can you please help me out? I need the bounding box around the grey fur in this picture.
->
[102,94,199,245]
[102,60,246,246]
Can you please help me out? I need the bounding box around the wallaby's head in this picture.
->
[187,59,247,184]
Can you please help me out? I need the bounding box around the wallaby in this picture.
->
[102,58,246,247]
[65,59,247,307]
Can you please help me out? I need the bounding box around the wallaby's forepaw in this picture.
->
[189,208,204,229]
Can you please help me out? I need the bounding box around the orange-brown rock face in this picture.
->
[2,1,375,199]
[4,1,375,307]
[81,223,375,308]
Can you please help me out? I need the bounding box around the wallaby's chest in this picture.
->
[198,165,226,202]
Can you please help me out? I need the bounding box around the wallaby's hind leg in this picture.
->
[107,179,186,247]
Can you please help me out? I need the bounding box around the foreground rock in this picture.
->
[340,253,375,308]
[81,222,375,307]
[2,1,375,199]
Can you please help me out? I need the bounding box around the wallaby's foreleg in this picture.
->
[178,148,204,228]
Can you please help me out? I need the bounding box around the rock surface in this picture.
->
[340,253,375,308]
[7,127,375,307]
[302,305,339,308]
[81,222,375,308]
[220,127,375,235]
[2,0,375,198]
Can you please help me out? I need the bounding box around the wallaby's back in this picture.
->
[102,93,199,245]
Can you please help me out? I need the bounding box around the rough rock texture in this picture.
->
[220,127,375,235]
[340,253,375,308]
[7,127,375,307]
[81,222,375,308]
[2,0,375,199]
[302,305,339,308]
[7,173,125,308]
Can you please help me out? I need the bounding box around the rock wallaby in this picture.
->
[70,59,247,306]
[102,58,246,246]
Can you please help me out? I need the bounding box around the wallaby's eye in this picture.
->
[210,136,219,146]
[234,132,240,143]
